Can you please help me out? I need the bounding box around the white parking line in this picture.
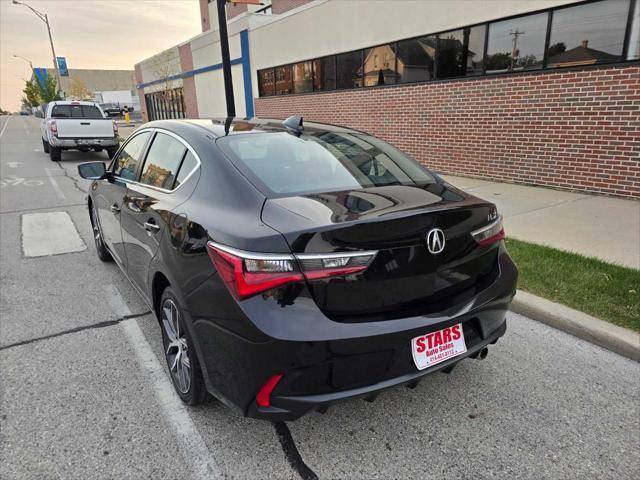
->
[108,285,221,480]
[45,168,66,199]
[0,116,10,139]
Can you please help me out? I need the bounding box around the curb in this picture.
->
[511,290,640,362]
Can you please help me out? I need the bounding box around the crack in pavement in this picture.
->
[274,422,319,480]
[0,311,151,351]
[51,160,89,194]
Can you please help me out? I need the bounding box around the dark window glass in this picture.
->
[274,65,293,95]
[218,132,435,197]
[336,50,363,89]
[293,61,313,93]
[630,0,640,60]
[140,132,187,189]
[395,36,436,83]
[547,0,630,68]
[436,25,486,78]
[51,104,104,118]
[312,56,336,91]
[363,45,397,86]
[175,151,198,188]
[258,69,275,96]
[114,131,151,180]
[486,12,548,73]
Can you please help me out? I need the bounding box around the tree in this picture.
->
[21,75,61,107]
[21,80,41,108]
[67,78,93,100]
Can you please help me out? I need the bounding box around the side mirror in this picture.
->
[78,162,107,180]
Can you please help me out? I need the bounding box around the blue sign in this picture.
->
[56,57,68,76]
[33,67,48,88]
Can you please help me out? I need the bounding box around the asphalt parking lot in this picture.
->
[1,115,639,480]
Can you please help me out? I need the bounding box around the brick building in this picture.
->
[135,0,640,198]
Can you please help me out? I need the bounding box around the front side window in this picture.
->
[218,132,435,197]
[547,0,630,68]
[114,131,151,180]
[364,45,397,86]
[139,132,187,189]
[336,50,363,89]
[486,12,548,73]
[395,36,436,83]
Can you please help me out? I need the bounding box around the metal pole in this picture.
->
[44,14,63,95]
[216,0,235,117]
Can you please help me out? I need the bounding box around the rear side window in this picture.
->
[218,131,435,196]
[139,132,187,190]
[51,104,103,119]
[174,151,198,188]
[114,131,152,180]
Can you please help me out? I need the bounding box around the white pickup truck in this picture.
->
[38,101,120,162]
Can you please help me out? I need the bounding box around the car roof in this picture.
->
[142,117,368,138]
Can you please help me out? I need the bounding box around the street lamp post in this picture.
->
[13,54,35,77]
[12,0,63,95]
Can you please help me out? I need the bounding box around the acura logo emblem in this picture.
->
[426,228,445,254]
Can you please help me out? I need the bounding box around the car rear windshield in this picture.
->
[218,131,435,196]
[51,105,103,119]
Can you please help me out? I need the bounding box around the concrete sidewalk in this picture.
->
[442,174,640,270]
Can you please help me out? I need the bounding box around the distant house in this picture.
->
[548,40,619,67]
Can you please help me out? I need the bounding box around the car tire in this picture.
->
[49,147,61,162]
[90,205,113,262]
[106,147,118,160]
[159,287,208,406]
[42,139,50,153]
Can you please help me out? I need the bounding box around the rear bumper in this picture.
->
[249,321,506,421]
[188,246,517,421]
[49,136,118,149]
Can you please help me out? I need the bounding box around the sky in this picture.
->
[0,0,201,111]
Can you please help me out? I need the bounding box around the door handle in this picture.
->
[110,204,121,214]
[144,221,160,233]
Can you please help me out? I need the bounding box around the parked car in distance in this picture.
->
[77,116,518,421]
[100,103,123,117]
[38,101,119,161]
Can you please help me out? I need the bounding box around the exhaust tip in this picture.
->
[478,347,489,360]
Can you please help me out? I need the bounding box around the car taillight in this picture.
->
[256,374,283,407]
[206,241,377,300]
[48,120,57,136]
[471,215,505,246]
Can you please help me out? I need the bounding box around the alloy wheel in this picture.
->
[161,299,191,394]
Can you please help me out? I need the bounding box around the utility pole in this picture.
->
[12,0,63,95]
[217,0,236,118]
[509,29,525,71]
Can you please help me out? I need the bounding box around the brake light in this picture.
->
[471,215,505,246]
[256,374,283,407]
[48,120,58,136]
[205,242,377,300]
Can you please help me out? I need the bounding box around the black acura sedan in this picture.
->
[78,116,517,420]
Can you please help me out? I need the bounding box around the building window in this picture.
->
[336,50,363,89]
[145,87,185,121]
[275,65,293,95]
[258,68,275,97]
[486,12,548,73]
[547,0,630,68]
[629,0,640,60]
[436,25,486,78]
[395,36,436,83]
[293,61,313,93]
[312,56,336,91]
[363,45,397,86]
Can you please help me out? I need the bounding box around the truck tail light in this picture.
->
[48,120,58,136]
[112,121,118,136]
[471,215,505,246]
[205,241,377,300]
